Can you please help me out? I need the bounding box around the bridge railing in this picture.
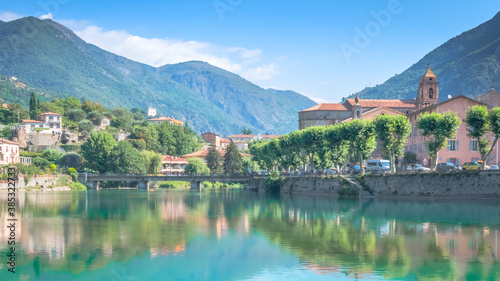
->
[82,172,259,178]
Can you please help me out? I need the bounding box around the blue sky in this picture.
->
[1,0,500,103]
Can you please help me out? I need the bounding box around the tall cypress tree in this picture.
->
[29,92,40,119]
[223,141,243,174]
[206,143,222,173]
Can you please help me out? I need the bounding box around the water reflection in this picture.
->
[0,190,499,280]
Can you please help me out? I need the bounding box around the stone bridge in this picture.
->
[78,173,259,190]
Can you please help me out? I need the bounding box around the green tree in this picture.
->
[140,150,162,174]
[224,141,243,174]
[111,107,134,131]
[87,111,104,126]
[464,106,500,169]
[68,109,86,123]
[374,115,411,173]
[33,156,51,170]
[58,152,83,169]
[81,132,116,173]
[242,126,253,135]
[0,104,29,124]
[300,126,325,172]
[324,125,349,172]
[131,124,160,151]
[402,151,417,169]
[111,141,146,173]
[78,120,94,138]
[206,144,222,173]
[42,148,63,163]
[242,157,260,175]
[39,101,64,115]
[184,158,210,174]
[417,112,461,170]
[340,119,377,174]
[29,92,40,119]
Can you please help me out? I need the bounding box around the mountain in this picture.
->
[349,11,500,101]
[0,17,316,135]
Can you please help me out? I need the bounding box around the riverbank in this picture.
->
[252,170,500,199]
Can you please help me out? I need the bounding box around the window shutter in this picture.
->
[447,158,450,163]
[447,140,450,151]
[456,159,460,166]
[456,140,459,151]
[470,140,473,151]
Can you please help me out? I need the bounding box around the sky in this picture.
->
[1,0,500,103]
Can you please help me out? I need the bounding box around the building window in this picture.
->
[429,88,434,99]
[447,140,459,151]
[470,140,478,151]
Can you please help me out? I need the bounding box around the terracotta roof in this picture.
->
[0,138,19,146]
[424,66,437,78]
[162,155,188,162]
[261,135,281,139]
[300,103,348,112]
[149,117,174,121]
[407,95,486,116]
[220,139,231,143]
[202,132,219,137]
[182,150,250,158]
[341,107,403,123]
[103,116,111,120]
[37,112,62,116]
[345,99,417,108]
[226,134,255,138]
[21,119,45,124]
[477,87,500,98]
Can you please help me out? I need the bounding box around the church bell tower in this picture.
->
[416,66,439,109]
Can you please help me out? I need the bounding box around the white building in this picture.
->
[148,117,184,126]
[0,138,20,165]
[147,107,157,117]
[20,112,62,134]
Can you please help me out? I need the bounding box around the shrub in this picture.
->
[58,152,83,169]
[69,182,87,190]
[159,181,190,189]
[264,177,282,194]
[50,164,57,171]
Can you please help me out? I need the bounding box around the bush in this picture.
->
[159,181,190,189]
[67,167,79,182]
[264,177,282,194]
[50,164,57,171]
[33,157,51,169]
[69,182,87,190]
[42,149,63,163]
[58,152,83,169]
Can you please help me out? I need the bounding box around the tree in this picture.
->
[39,101,64,115]
[81,132,117,173]
[58,152,83,169]
[402,151,417,169]
[464,106,500,169]
[111,107,134,131]
[184,158,210,175]
[300,126,325,172]
[417,112,461,170]
[29,92,40,119]
[224,141,243,174]
[140,150,162,174]
[242,126,253,135]
[374,115,411,173]
[206,144,222,173]
[87,111,104,126]
[131,124,160,151]
[68,109,86,123]
[242,157,260,175]
[340,119,377,174]
[78,120,94,138]
[111,141,146,173]
[42,148,63,163]
[324,125,350,172]
[33,156,51,170]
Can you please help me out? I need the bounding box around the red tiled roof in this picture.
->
[345,99,417,108]
[182,150,250,158]
[0,138,19,146]
[202,132,219,137]
[226,134,255,138]
[220,139,231,143]
[37,112,62,116]
[21,119,45,124]
[261,135,281,139]
[103,116,111,120]
[300,103,348,112]
[149,117,174,121]
[162,155,188,162]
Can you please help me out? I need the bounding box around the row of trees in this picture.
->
[249,113,465,173]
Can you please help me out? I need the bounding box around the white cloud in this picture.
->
[39,13,53,20]
[0,12,23,22]
[244,63,280,81]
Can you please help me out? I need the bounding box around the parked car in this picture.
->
[436,163,460,172]
[406,164,431,172]
[462,162,481,170]
[490,165,499,170]
[366,159,391,173]
[349,165,363,174]
[325,168,337,175]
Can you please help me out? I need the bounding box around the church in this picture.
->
[298,67,500,166]
[298,66,440,129]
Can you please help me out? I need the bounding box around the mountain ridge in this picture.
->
[0,17,316,135]
[349,11,500,102]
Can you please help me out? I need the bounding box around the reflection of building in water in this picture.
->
[0,211,22,243]
[150,243,186,258]
[216,216,228,240]
[161,199,187,221]
[22,218,66,261]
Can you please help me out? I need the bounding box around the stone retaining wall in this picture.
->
[361,170,500,198]
[0,175,71,189]
[253,176,358,195]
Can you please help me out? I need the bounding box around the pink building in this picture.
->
[161,155,188,175]
[0,138,20,165]
[406,95,497,167]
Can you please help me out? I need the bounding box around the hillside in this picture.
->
[0,17,316,135]
[349,11,500,101]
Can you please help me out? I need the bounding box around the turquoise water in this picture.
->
[0,189,500,280]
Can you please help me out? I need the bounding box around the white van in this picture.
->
[366,159,391,173]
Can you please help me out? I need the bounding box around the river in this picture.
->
[0,189,499,280]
